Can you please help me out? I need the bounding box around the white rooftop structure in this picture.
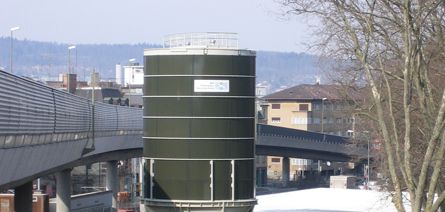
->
[115,63,143,86]
[146,32,254,56]
[163,32,239,49]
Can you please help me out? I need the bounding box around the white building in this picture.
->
[115,63,144,86]
[90,72,100,86]
[256,85,269,98]
[115,64,123,85]
[256,81,270,98]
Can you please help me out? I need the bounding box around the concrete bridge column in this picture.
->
[256,167,267,187]
[282,157,290,187]
[14,181,33,212]
[106,160,119,212]
[56,169,72,212]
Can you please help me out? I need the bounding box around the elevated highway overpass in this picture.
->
[0,124,364,191]
[256,124,364,162]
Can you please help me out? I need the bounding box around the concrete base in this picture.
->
[143,199,256,212]
[14,181,33,212]
[145,206,254,212]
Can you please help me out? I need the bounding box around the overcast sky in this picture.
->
[0,0,315,52]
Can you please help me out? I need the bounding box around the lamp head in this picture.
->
[10,27,20,31]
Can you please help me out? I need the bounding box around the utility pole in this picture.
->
[10,26,20,73]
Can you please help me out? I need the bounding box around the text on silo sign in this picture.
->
[194,80,230,92]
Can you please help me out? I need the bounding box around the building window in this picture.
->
[335,103,343,110]
[291,117,307,125]
[291,158,308,165]
[299,104,309,111]
[348,117,355,123]
[324,103,333,111]
[271,117,281,123]
[271,158,281,163]
[313,104,321,111]
[271,104,281,109]
[313,118,320,124]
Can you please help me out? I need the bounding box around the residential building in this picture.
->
[261,83,358,181]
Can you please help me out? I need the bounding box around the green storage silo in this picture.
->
[142,33,256,212]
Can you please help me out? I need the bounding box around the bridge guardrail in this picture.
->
[257,124,350,145]
[257,124,368,159]
[0,70,142,149]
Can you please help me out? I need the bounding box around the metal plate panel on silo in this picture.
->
[153,160,211,200]
[213,160,232,200]
[143,36,256,211]
[143,139,254,159]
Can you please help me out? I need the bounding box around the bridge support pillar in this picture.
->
[256,167,267,187]
[56,169,72,212]
[106,160,119,212]
[14,181,33,212]
[282,157,290,187]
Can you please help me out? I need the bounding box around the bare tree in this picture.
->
[278,1,445,211]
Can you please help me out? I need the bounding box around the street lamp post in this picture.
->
[10,26,20,73]
[321,97,327,133]
[66,45,76,94]
[128,58,136,107]
[319,97,327,175]
[361,131,370,189]
[76,47,78,76]
[68,45,76,74]
[366,132,370,189]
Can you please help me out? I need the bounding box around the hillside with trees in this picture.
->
[0,38,322,92]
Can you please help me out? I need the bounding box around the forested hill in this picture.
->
[0,37,322,92]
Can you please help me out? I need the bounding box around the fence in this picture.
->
[0,70,142,149]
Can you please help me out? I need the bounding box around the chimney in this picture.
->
[63,73,77,94]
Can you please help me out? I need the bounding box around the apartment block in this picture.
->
[261,84,358,181]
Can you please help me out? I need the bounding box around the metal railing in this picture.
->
[257,124,349,145]
[0,70,142,149]
[163,32,239,49]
